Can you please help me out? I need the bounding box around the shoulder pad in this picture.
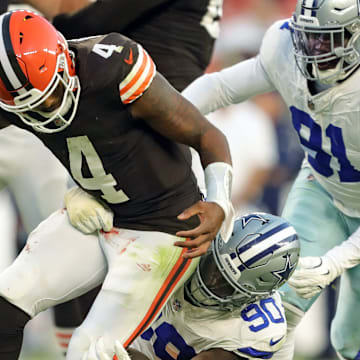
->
[259,19,292,75]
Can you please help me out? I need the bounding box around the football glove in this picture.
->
[288,226,360,299]
[81,337,130,360]
[65,186,114,234]
[288,256,340,299]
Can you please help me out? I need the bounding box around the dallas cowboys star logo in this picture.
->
[241,213,269,229]
[271,253,296,286]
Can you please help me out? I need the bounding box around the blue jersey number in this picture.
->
[290,106,360,182]
[241,298,284,332]
[141,322,196,360]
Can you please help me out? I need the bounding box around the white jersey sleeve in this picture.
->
[258,19,294,90]
[182,57,275,115]
[131,288,286,359]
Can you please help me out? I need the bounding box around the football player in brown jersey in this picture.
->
[0,10,233,360]
[1,0,225,356]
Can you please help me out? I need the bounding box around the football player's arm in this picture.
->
[182,56,275,116]
[289,225,360,298]
[24,0,91,20]
[130,72,234,258]
[53,0,172,39]
[192,349,245,360]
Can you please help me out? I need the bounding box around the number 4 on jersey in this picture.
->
[92,43,124,59]
[67,135,129,204]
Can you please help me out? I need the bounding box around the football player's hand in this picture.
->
[65,186,114,234]
[288,256,339,299]
[81,338,130,360]
[174,200,224,258]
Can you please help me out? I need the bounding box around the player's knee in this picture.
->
[0,258,47,316]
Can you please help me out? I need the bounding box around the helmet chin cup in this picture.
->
[312,61,342,85]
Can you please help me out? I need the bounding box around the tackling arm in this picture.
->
[182,56,275,115]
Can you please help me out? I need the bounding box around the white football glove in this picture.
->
[65,186,114,234]
[288,256,341,299]
[81,337,130,360]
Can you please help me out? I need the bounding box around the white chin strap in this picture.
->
[312,61,343,85]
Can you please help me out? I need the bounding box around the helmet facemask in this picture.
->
[5,52,80,133]
[185,250,255,312]
[290,10,360,84]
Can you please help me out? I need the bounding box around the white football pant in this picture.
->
[0,209,198,359]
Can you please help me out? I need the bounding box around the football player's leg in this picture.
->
[67,229,199,359]
[3,129,86,358]
[0,209,107,359]
[53,286,101,357]
[331,216,360,360]
[272,167,349,360]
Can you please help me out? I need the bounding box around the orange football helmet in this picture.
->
[0,10,80,133]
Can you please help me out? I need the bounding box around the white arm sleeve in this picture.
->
[326,226,360,276]
[182,56,275,115]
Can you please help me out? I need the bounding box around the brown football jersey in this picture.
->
[3,33,202,234]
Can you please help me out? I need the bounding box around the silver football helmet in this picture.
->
[290,0,360,84]
[185,213,300,311]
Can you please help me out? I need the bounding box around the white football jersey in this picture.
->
[259,20,360,218]
[131,288,286,359]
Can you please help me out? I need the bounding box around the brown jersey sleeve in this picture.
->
[118,43,156,104]
[73,33,156,104]
[52,0,172,39]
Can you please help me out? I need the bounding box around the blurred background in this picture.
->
[2,1,338,359]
